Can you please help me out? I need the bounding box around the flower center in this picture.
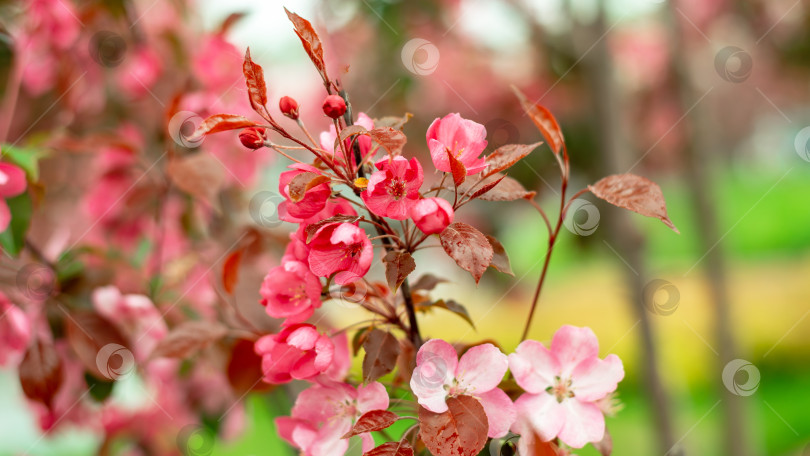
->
[546,376,575,403]
[343,242,363,259]
[387,178,406,199]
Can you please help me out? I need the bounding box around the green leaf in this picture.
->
[0,192,32,256]
[1,144,46,181]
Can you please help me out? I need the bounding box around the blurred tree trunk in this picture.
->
[665,3,749,455]
[578,4,678,454]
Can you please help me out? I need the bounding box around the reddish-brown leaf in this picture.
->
[383,251,415,292]
[447,150,467,187]
[338,124,369,144]
[19,338,63,408]
[410,274,447,292]
[65,311,130,380]
[352,325,374,356]
[418,395,489,456]
[373,113,413,130]
[485,235,513,275]
[512,86,564,155]
[430,299,475,329]
[368,127,407,156]
[167,153,226,212]
[189,114,257,141]
[343,410,401,438]
[588,174,679,233]
[305,215,362,242]
[485,141,543,177]
[227,339,272,396]
[243,48,269,118]
[466,174,506,200]
[285,8,327,82]
[362,329,400,383]
[439,222,494,284]
[464,174,535,202]
[364,440,414,456]
[222,249,243,294]
[150,321,228,359]
[288,172,331,202]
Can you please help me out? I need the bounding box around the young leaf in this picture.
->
[65,311,130,381]
[362,329,400,383]
[431,299,475,329]
[284,8,327,82]
[188,114,257,141]
[338,124,369,144]
[352,325,374,356]
[305,215,362,242]
[368,127,407,156]
[485,235,513,275]
[288,172,331,202]
[343,410,401,438]
[167,153,226,212]
[0,192,32,256]
[19,338,63,408]
[512,86,564,155]
[588,174,679,233]
[439,222,494,284]
[418,395,489,456]
[410,274,447,292]
[463,174,535,202]
[150,321,228,359]
[373,113,413,130]
[383,251,415,291]
[364,440,414,456]
[447,150,466,187]
[222,249,243,294]
[243,48,269,119]
[484,142,543,177]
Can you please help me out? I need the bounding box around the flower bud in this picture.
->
[322,95,346,119]
[239,127,267,150]
[279,96,299,120]
[409,197,454,235]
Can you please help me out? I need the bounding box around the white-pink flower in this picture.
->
[509,325,624,449]
[410,339,515,438]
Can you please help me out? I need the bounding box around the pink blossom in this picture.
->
[0,293,30,367]
[0,162,28,232]
[255,324,335,384]
[117,47,162,99]
[278,164,332,222]
[426,113,488,175]
[260,261,323,324]
[319,113,375,164]
[361,156,423,220]
[509,325,624,449]
[409,197,454,234]
[276,381,389,456]
[410,339,515,438]
[92,286,167,361]
[280,196,357,226]
[308,222,372,285]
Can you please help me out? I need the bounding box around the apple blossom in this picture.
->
[278,164,332,222]
[509,325,624,449]
[409,197,454,234]
[260,261,323,324]
[307,222,372,285]
[426,112,488,175]
[0,162,28,232]
[255,324,335,384]
[361,156,424,220]
[0,293,30,367]
[410,339,515,438]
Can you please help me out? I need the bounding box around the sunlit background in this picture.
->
[2,0,809,454]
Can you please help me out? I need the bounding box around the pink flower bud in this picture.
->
[410,197,454,234]
[322,95,346,119]
[279,96,299,120]
[239,127,266,150]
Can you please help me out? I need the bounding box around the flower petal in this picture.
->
[456,343,508,393]
[513,393,565,443]
[357,381,389,413]
[509,340,559,394]
[550,325,600,377]
[571,354,624,401]
[477,388,516,438]
[557,399,605,449]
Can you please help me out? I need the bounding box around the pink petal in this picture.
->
[411,339,458,412]
[550,325,600,377]
[286,325,320,351]
[359,432,376,453]
[0,201,10,233]
[357,381,389,413]
[477,388,516,438]
[456,343,508,393]
[324,332,350,382]
[557,399,605,449]
[571,354,624,401]
[0,163,27,198]
[508,340,559,394]
[513,393,565,443]
[415,390,449,413]
[275,416,306,445]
